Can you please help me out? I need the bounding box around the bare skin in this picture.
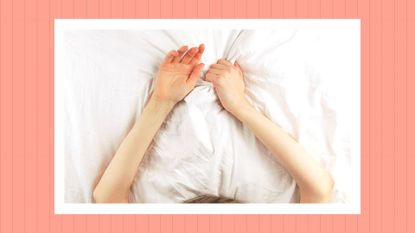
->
[206,59,334,203]
[93,47,334,203]
[93,44,205,203]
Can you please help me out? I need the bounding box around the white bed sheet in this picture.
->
[64,26,359,203]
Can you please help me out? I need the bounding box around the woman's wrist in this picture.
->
[231,100,256,123]
[149,92,179,107]
[141,96,176,124]
[149,96,176,110]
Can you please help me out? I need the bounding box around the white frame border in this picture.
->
[55,19,361,215]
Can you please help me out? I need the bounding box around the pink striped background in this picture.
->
[0,0,414,232]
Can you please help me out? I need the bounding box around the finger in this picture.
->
[234,61,242,70]
[206,68,225,75]
[187,63,205,87]
[217,59,233,66]
[189,44,205,66]
[205,73,218,82]
[234,61,244,75]
[162,50,179,64]
[209,64,228,70]
[181,47,199,64]
[172,45,188,63]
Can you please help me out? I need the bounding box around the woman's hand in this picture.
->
[205,59,250,116]
[152,44,205,104]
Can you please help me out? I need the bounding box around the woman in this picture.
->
[93,44,334,203]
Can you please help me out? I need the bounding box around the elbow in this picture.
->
[93,187,107,203]
[301,176,335,203]
[93,186,129,203]
[316,176,335,202]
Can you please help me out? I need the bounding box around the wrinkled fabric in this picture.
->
[64,26,359,203]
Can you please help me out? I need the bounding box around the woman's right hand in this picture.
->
[205,59,251,116]
[152,44,205,105]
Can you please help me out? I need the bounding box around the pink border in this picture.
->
[1,0,414,232]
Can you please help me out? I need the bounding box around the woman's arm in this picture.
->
[93,99,174,203]
[234,106,334,202]
[205,59,334,203]
[93,44,205,203]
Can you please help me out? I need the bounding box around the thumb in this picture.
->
[187,63,205,87]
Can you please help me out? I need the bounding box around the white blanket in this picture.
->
[64,25,359,203]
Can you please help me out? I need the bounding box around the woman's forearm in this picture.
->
[234,104,334,203]
[93,98,175,203]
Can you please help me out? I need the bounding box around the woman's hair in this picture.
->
[184,195,239,203]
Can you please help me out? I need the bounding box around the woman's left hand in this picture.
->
[205,59,249,116]
[152,44,205,104]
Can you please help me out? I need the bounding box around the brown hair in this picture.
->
[184,195,240,203]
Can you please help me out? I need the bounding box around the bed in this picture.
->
[62,22,360,204]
